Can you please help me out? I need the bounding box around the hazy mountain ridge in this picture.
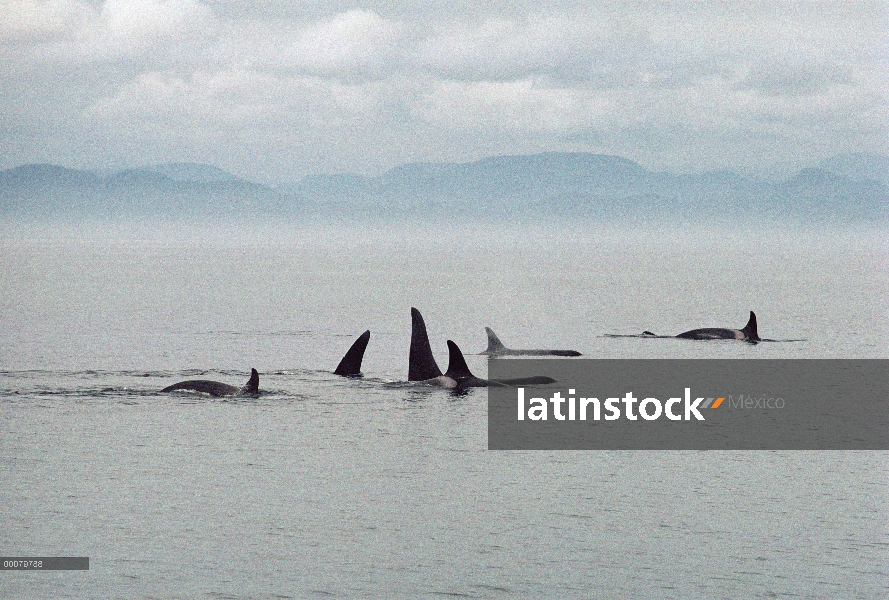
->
[817,153,889,185]
[1,153,886,223]
[140,163,240,183]
[286,151,887,222]
[0,163,293,220]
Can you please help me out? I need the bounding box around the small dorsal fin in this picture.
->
[409,308,443,381]
[245,368,259,394]
[334,330,370,376]
[741,311,760,341]
[484,327,508,353]
[444,340,475,379]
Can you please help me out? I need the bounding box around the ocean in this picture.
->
[1,220,887,598]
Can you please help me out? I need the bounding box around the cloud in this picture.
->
[2,0,217,63]
[414,78,612,134]
[80,67,418,154]
[0,0,91,42]
[97,0,214,44]
[415,16,610,83]
[283,9,402,76]
[85,69,309,136]
[0,2,886,180]
[738,61,855,97]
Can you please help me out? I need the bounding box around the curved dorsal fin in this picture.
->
[409,308,442,381]
[444,340,475,379]
[484,327,507,353]
[245,368,259,394]
[334,330,370,376]
[741,311,760,341]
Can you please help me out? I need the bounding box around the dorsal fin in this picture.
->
[334,330,370,376]
[741,311,760,341]
[484,327,508,353]
[444,340,475,379]
[245,368,259,394]
[409,308,442,381]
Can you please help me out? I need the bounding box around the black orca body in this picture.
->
[444,339,506,388]
[409,307,443,382]
[481,327,582,356]
[333,330,371,377]
[161,368,260,397]
[675,311,760,341]
[409,307,460,388]
[610,313,787,343]
[446,339,557,389]
[409,308,556,389]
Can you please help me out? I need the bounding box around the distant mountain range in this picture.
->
[1,152,886,223]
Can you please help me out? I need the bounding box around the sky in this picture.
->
[1,1,886,184]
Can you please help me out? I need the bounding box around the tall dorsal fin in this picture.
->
[245,368,259,394]
[741,311,760,341]
[484,327,507,353]
[444,340,475,379]
[409,308,442,381]
[334,330,370,376]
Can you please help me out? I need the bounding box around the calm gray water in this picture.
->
[1,221,887,598]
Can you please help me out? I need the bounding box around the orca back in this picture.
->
[546,349,582,357]
[334,330,371,376]
[444,340,475,380]
[484,327,508,354]
[446,340,503,388]
[446,339,559,388]
[161,380,240,397]
[409,308,443,381]
[741,311,760,341]
[675,328,737,340]
[244,368,259,395]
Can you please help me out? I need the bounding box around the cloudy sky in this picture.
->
[1,1,886,183]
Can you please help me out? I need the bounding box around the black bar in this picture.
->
[1,558,89,570]
[489,359,889,450]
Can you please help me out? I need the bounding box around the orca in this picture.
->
[161,368,260,397]
[612,312,761,342]
[333,330,371,377]
[610,312,802,343]
[481,327,582,356]
[409,308,556,389]
[675,311,760,341]
[446,339,557,389]
[444,339,506,388]
[409,307,460,388]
